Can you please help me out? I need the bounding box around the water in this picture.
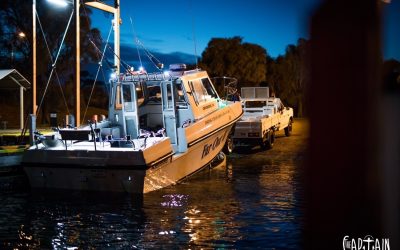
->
[0,120,308,249]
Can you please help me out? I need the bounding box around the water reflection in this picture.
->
[0,147,304,249]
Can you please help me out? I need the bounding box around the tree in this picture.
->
[199,37,267,95]
[265,38,310,117]
[0,0,102,125]
[382,59,400,93]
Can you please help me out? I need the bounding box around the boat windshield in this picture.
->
[201,78,218,99]
[147,85,161,102]
[189,77,218,104]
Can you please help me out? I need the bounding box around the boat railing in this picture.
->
[211,76,238,101]
[120,72,170,82]
[119,68,203,83]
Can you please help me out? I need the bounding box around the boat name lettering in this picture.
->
[201,131,227,159]
[204,110,230,125]
[202,103,215,111]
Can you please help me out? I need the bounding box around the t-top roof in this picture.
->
[0,69,31,90]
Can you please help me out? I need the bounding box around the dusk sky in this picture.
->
[87,0,400,70]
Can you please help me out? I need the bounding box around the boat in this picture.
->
[22,64,242,193]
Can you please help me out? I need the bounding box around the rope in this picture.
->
[81,3,124,122]
[80,2,115,96]
[129,17,143,69]
[36,7,75,119]
[105,44,132,72]
[135,39,163,71]
[36,11,70,115]
[82,24,113,122]
[81,2,103,62]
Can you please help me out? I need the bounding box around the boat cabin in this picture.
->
[106,65,221,152]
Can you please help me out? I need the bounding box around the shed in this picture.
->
[0,69,31,129]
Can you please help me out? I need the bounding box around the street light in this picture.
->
[32,0,76,123]
[31,0,119,127]
[47,0,69,7]
[48,0,79,126]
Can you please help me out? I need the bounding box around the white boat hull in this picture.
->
[23,123,234,194]
[143,126,230,192]
[22,66,243,193]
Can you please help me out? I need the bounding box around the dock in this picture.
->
[0,129,29,146]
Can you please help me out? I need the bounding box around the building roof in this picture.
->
[0,69,31,90]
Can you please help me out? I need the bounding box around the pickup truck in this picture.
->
[231,87,293,150]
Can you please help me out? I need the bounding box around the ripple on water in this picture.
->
[0,152,304,249]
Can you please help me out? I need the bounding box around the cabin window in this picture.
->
[115,84,122,110]
[123,84,134,111]
[147,85,162,103]
[175,81,188,108]
[110,86,114,107]
[136,82,144,107]
[190,79,210,104]
[166,84,173,109]
[188,81,199,105]
[201,78,218,99]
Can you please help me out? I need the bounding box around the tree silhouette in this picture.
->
[382,59,400,93]
[266,38,310,117]
[199,36,267,95]
[0,0,102,125]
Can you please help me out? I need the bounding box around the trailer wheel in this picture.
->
[223,133,234,154]
[285,119,293,137]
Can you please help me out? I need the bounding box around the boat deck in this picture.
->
[39,136,168,152]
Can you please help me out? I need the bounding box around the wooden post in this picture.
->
[75,0,80,127]
[20,86,24,130]
[114,0,120,76]
[32,0,37,115]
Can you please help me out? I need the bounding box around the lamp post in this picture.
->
[32,0,119,127]
[32,0,36,116]
[76,0,80,126]
[32,0,77,124]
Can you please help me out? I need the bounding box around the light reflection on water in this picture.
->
[0,156,304,249]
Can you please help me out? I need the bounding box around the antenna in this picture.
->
[189,0,198,68]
